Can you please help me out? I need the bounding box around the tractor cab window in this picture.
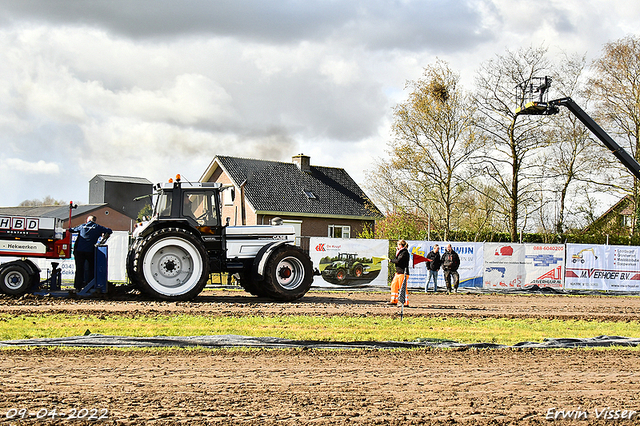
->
[183,191,218,227]
[155,192,173,217]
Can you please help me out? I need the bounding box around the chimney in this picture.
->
[292,153,311,172]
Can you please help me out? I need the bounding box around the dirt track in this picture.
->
[2,289,640,425]
[3,288,640,321]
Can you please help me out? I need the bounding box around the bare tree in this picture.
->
[456,179,506,240]
[367,60,481,240]
[473,46,551,241]
[19,196,66,207]
[589,35,640,234]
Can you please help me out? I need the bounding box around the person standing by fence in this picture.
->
[441,244,460,293]
[425,244,441,292]
[388,239,410,306]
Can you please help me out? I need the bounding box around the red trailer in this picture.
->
[0,203,73,295]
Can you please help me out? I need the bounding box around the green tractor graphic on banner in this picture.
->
[320,253,381,286]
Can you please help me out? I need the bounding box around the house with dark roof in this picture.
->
[0,204,133,231]
[200,154,381,240]
[585,195,635,236]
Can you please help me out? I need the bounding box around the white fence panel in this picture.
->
[565,243,640,291]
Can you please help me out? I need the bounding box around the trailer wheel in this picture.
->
[262,246,313,301]
[0,262,33,295]
[132,228,209,301]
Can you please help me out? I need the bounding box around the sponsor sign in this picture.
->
[309,238,389,288]
[524,244,565,288]
[406,241,484,289]
[484,243,564,289]
[0,216,40,234]
[564,243,640,291]
[484,243,526,288]
[0,240,47,254]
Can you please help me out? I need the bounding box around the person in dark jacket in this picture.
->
[388,239,409,306]
[425,244,441,293]
[441,244,461,293]
[71,216,112,291]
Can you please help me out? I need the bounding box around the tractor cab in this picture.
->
[152,175,221,227]
[337,253,358,261]
[133,175,225,250]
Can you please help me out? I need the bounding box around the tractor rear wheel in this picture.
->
[0,262,33,295]
[262,246,313,301]
[131,228,209,301]
[236,272,271,298]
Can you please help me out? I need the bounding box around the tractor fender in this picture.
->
[252,241,291,281]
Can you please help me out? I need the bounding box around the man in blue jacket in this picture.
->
[71,216,112,291]
[425,244,441,293]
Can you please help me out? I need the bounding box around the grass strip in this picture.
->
[2,314,640,346]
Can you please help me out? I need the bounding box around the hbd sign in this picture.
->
[0,217,40,233]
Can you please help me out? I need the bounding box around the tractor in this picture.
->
[126,175,314,301]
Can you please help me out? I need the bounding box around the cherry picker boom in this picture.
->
[515,76,640,180]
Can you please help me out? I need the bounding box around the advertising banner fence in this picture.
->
[484,243,565,289]
[406,241,484,290]
[309,237,389,288]
[564,243,640,291]
[524,244,565,288]
[483,243,525,289]
[8,233,640,293]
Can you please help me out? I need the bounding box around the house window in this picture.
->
[303,190,317,200]
[622,215,634,228]
[222,186,235,206]
[328,225,350,239]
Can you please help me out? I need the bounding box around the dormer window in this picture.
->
[304,190,317,200]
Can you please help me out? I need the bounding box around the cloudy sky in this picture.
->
[0,0,638,207]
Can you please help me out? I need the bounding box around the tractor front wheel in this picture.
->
[353,264,363,277]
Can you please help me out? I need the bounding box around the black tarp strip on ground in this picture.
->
[2,334,640,349]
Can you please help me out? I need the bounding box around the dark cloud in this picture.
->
[550,12,576,34]
[0,0,491,52]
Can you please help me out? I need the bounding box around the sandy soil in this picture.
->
[1,289,640,425]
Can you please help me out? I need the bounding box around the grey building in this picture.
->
[88,175,153,221]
